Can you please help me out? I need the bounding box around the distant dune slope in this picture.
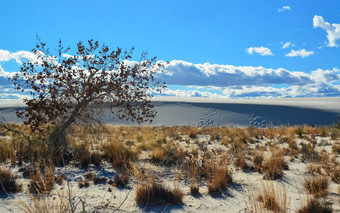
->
[1,98,339,127]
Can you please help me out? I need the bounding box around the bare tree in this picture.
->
[10,38,166,158]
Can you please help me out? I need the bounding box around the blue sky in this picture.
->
[1,0,340,99]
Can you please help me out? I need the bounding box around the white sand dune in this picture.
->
[1,97,340,127]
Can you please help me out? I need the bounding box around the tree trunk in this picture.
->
[48,100,89,163]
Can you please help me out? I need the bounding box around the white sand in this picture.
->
[1,97,340,127]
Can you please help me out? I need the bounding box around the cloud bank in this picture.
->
[313,15,340,47]
[0,50,339,99]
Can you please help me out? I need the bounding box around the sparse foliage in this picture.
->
[10,37,166,158]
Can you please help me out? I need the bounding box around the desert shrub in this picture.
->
[305,176,329,198]
[0,168,22,194]
[135,178,183,206]
[297,198,332,213]
[263,152,287,180]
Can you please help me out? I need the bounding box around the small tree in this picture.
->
[10,38,166,159]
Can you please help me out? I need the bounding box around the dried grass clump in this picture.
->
[250,183,287,213]
[263,152,287,180]
[17,188,73,213]
[332,142,340,155]
[304,176,329,198]
[71,143,91,168]
[297,198,332,213]
[135,177,183,206]
[300,141,321,162]
[331,166,340,183]
[114,173,129,188]
[0,138,15,163]
[150,146,167,163]
[0,168,22,194]
[207,166,232,194]
[29,166,55,194]
[308,164,323,176]
[151,143,186,166]
[103,140,138,170]
[253,151,264,173]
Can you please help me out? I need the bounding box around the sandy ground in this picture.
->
[0,130,340,212]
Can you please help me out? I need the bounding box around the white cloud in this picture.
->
[313,15,340,47]
[281,41,293,49]
[156,60,313,87]
[247,46,273,56]
[278,6,291,12]
[311,68,340,83]
[285,49,314,58]
[0,50,12,62]
[0,49,43,64]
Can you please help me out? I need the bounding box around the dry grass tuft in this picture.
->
[253,151,264,173]
[331,166,340,183]
[0,168,22,194]
[297,198,332,213]
[206,164,232,194]
[263,151,287,180]
[250,182,287,213]
[28,165,55,194]
[135,177,183,206]
[103,139,138,170]
[114,173,129,188]
[304,176,329,198]
[17,188,73,213]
